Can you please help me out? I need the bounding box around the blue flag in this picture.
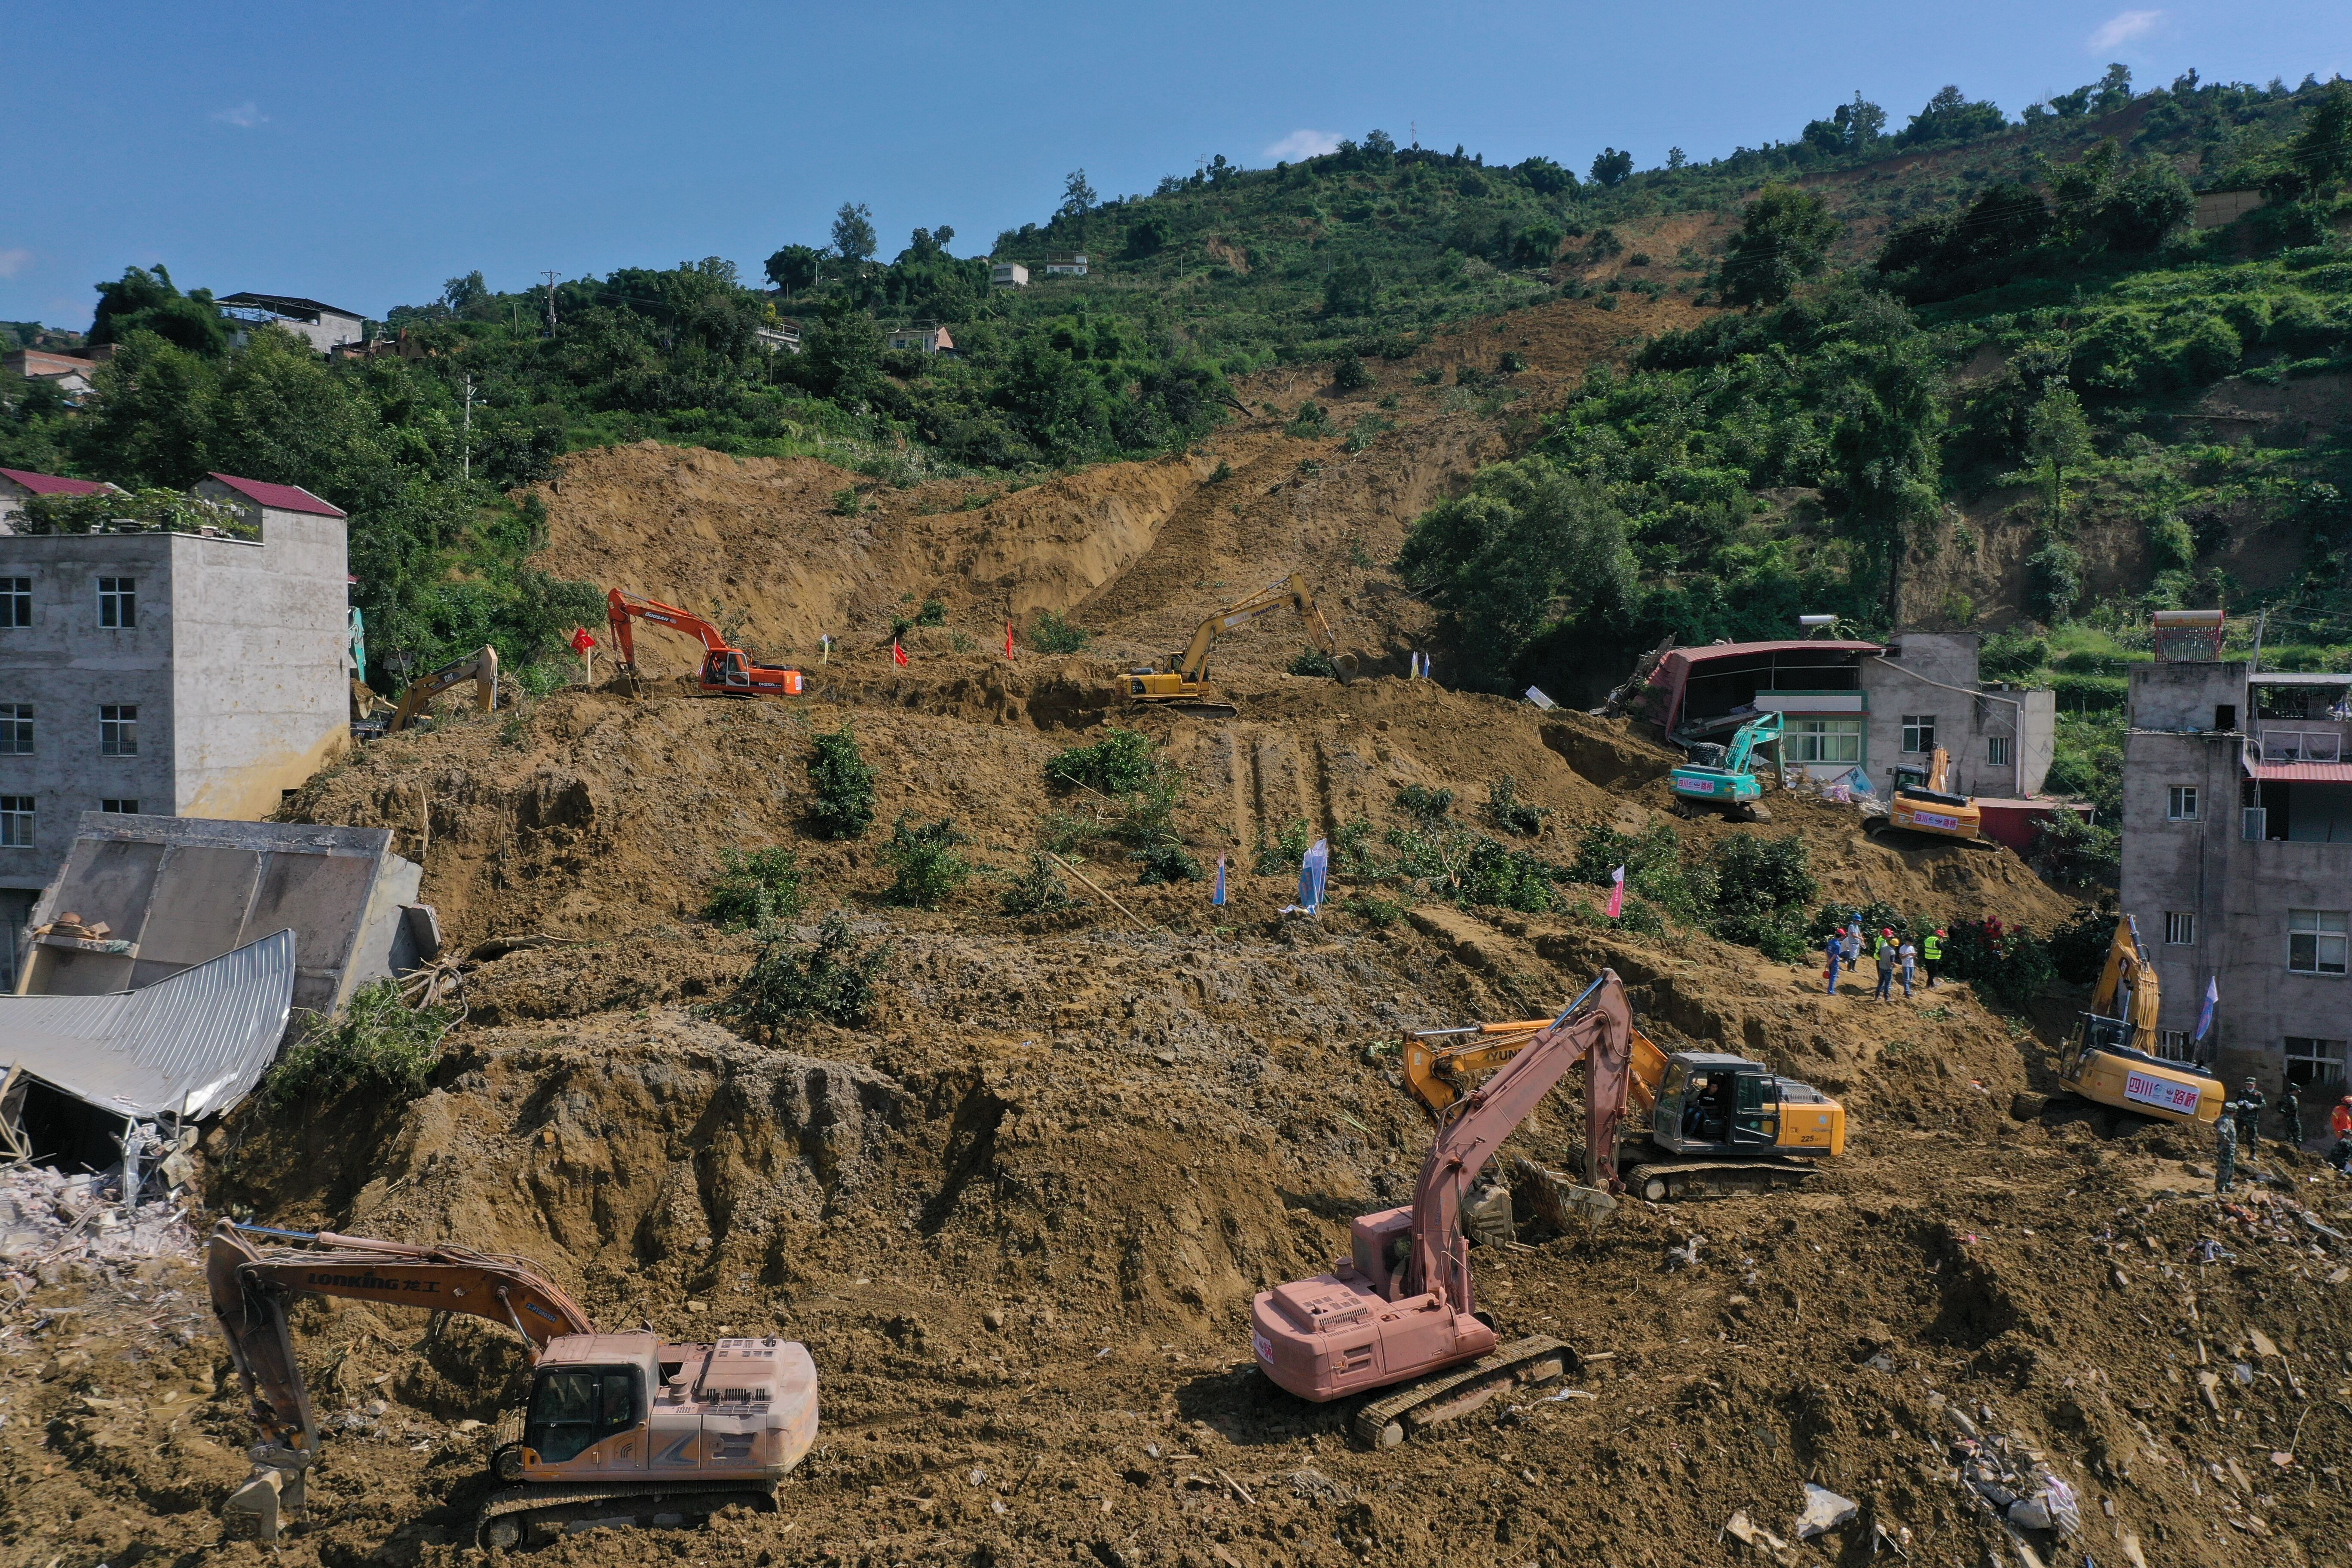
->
[2194,975,2218,1041]
[1213,855,1226,906]
[1295,838,1329,913]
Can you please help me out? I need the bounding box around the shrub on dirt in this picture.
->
[1030,611,1093,653]
[704,846,804,929]
[1331,354,1374,392]
[723,912,888,1029]
[1289,646,1339,678]
[1047,725,1158,794]
[1701,833,1816,960]
[2047,904,2118,985]
[807,723,877,839]
[1000,852,1078,916]
[268,981,453,1106]
[1395,784,1454,825]
[881,815,973,907]
[1255,817,1313,875]
[1942,917,2058,1009]
[1454,836,1559,913]
[1481,775,1549,836]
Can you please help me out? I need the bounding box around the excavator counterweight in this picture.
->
[206,1222,818,1549]
[1125,573,1354,716]
[1866,746,1994,850]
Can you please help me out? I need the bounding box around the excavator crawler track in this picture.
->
[1350,1335,1571,1449]
[1153,701,1239,718]
[476,1482,778,1549]
[1624,1158,1819,1203]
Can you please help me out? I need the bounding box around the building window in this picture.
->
[2157,1029,2194,1062]
[98,576,135,628]
[99,704,138,756]
[2288,909,2349,976]
[2164,912,2195,945]
[1987,735,2011,766]
[2168,786,2199,821]
[2285,1036,2347,1089]
[0,577,28,628]
[0,796,29,848]
[99,798,139,815]
[1901,715,1937,754]
[0,704,28,755]
[1785,717,1864,765]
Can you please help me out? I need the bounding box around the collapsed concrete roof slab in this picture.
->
[1,928,295,1118]
[22,815,429,1023]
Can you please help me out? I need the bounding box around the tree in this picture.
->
[441,271,493,319]
[1123,214,1172,259]
[2090,161,2194,251]
[1837,92,1887,144]
[2025,384,2093,524]
[1588,147,1633,187]
[2094,62,2134,112]
[88,265,230,355]
[1322,260,1377,317]
[764,244,823,296]
[1516,155,1575,195]
[1720,183,1838,308]
[1396,456,1635,687]
[1824,334,1945,622]
[1899,85,2008,146]
[830,202,877,265]
[1059,168,1097,219]
[1666,147,1687,170]
[2278,80,2352,194]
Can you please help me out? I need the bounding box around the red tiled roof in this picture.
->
[2248,761,2352,783]
[204,472,347,518]
[0,467,113,497]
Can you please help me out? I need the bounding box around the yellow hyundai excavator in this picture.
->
[1404,1012,1846,1200]
[386,645,500,734]
[2056,914,2223,1125]
[206,1222,818,1547]
[1865,745,1993,850]
[1124,573,1355,717]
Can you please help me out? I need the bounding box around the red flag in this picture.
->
[893,640,908,667]
[1605,864,1626,920]
[1004,619,1016,659]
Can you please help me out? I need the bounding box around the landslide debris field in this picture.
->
[12,349,2352,1568]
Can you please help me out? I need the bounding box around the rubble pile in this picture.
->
[0,1160,199,1284]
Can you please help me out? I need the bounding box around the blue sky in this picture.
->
[4,1,2345,329]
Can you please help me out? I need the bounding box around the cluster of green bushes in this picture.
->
[1811,902,2114,1009]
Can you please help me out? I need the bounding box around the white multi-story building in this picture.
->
[0,472,351,970]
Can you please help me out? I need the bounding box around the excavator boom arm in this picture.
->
[207,1222,594,1459]
[389,646,499,733]
[607,588,730,671]
[1175,573,1344,683]
[1405,974,1632,1311]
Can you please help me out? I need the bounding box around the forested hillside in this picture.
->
[1,61,2348,714]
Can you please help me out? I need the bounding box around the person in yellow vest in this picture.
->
[1922,928,1944,988]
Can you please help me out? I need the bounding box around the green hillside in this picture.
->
[1,63,2347,712]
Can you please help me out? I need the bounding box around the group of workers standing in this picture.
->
[1823,921,1942,1000]
[2214,1080,2352,1192]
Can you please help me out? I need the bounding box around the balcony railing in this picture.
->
[2257,729,2345,763]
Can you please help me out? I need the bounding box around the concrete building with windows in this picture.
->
[0,472,351,974]
[885,324,955,354]
[1645,631,2055,799]
[989,262,1030,288]
[0,468,119,532]
[2120,654,2352,1096]
[214,293,368,355]
[1041,251,1089,277]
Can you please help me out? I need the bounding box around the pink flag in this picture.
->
[1605,864,1626,920]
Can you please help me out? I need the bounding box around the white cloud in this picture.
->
[212,101,267,128]
[0,248,29,280]
[2087,10,2163,50]
[1263,129,1341,162]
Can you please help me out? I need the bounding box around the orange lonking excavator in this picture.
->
[606,588,806,698]
[207,1222,819,1548]
[1253,972,1634,1445]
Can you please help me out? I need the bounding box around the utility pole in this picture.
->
[461,376,475,482]
[541,271,560,337]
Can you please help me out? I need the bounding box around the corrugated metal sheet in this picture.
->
[2248,762,2352,782]
[0,929,294,1118]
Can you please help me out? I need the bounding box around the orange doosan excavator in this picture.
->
[207,1222,819,1547]
[1252,972,1635,1446]
[606,588,806,698]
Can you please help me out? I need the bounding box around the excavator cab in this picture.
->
[524,1362,644,1464]
[1648,1053,1838,1156]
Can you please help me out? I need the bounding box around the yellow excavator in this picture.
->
[388,645,501,734]
[1404,1013,1846,1200]
[1124,573,1354,717]
[1865,745,1992,850]
[2056,914,2223,1125]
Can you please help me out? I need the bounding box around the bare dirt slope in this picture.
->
[13,316,2349,1568]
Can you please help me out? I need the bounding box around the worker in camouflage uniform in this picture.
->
[2215,1106,2238,1194]
[2235,1079,2266,1152]
[2282,1082,2306,1148]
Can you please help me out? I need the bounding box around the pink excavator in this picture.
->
[1250,971,1633,1443]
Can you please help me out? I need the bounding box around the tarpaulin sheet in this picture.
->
[0,929,294,1118]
